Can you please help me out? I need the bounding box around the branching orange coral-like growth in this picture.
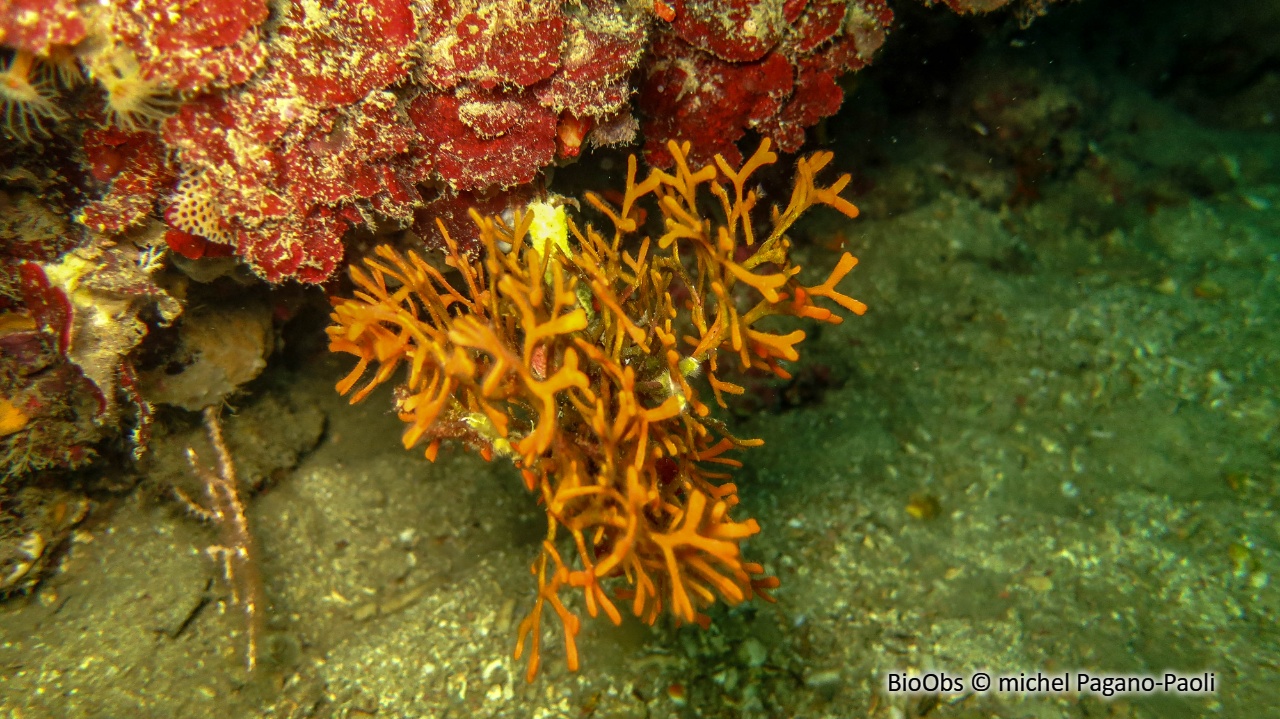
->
[327,139,865,681]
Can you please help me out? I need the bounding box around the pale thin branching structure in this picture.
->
[176,407,265,672]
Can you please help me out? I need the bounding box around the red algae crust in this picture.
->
[2,0,1049,283]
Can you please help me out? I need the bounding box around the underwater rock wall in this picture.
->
[0,0,1053,283]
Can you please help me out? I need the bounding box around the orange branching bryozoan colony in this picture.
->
[327,139,867,681]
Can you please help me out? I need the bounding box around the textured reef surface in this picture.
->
[2,0,944,284]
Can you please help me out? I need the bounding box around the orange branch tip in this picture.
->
[326,139,868,681]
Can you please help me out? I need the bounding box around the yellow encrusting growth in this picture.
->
[168,174,234,242]
[328,139,866,681]
[0,397,28,438]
